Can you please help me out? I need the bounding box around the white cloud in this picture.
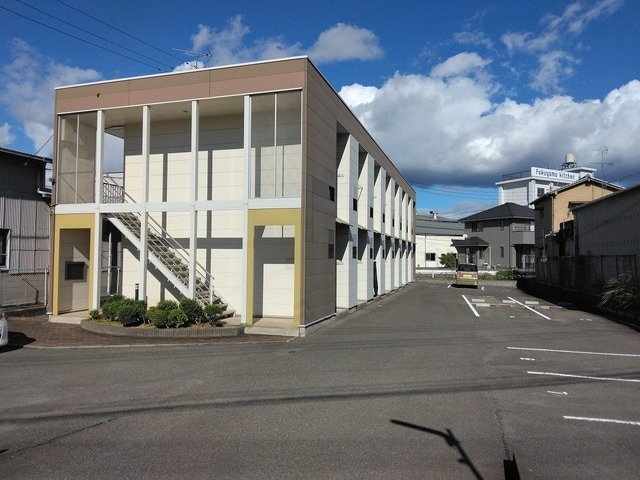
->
[430,52,491,78]
[501,0,623,93]
[0,122,15,146]
[308,23,383,63]
[187,17,382,68]
[339,57,640,191]
[0,39,100,155]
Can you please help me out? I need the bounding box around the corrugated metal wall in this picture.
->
[0,156,51,271]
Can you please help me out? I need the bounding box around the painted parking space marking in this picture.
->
[547,391,568,395]
[508,347,640,357]
[462,295,480,317]
[564,416,640,426]
[507,297,551,320]
[528,371,640,383]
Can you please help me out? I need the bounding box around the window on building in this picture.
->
[537,187,545,196]
[352,246,357,259]
[352,198,357,211]
[500,246,505,258]
[251,91,302,199]
[369,207,373,218]
[65,261,86,281]
[329,186,335,202]
[500,220,505,231]
[0,229,9,269]
[328,244,335,259]
[472,222,483,232]
[425,252,436,261]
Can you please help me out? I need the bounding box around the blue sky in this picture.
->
[1,0,639,218]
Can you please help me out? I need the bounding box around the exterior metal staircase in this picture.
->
[102,178,233,318]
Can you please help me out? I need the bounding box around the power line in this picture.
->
[0,5,165,71]
[14,0,175,71]
[54,0,185,63]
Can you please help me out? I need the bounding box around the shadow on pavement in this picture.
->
[391,419,521,480]
[2,331,35,351]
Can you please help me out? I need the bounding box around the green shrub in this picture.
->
[180,298,204,325]
[204,303,223,325]
[147,306,169,328]
[156,300,179,312]
[89,309,101,320]
[102,296,125,320]
[495,269,516,281]
[117,300,146,327]
[167,308,188,328]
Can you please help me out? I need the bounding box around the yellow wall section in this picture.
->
[52,213,95,315]
[246,208,302,326]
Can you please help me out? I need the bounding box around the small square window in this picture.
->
[65,261,86,281]
[426,253,436,261]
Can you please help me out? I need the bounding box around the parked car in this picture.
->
[0,312,8,347]
[456,263,478,288]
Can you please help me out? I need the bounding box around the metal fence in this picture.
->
[0,269,48,307]
[536,255,638,296]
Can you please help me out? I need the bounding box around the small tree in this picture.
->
[439,252,457,269]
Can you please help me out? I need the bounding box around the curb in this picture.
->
[81,319,245,338]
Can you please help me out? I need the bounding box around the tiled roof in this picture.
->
[459,202,534,222]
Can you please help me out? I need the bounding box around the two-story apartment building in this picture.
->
[50,57,415,336]
[455,202,535,270]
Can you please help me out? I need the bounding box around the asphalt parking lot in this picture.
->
[2,281,639,479]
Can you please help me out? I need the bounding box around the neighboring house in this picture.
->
[415,213,463,268]
[50,56,415,336]
[0,147,52,307]
[496,155,595,207]
[534,182,639,303]
[455,202,535,270]
[531,176,623,258]
[573,183,640,258]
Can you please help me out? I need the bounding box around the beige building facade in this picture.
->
[50,57,415,335]
[531,176,622,258]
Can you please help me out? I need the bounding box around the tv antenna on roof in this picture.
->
[173,48,211,69]
[590,146,612,181]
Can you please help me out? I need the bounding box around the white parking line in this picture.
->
[528,371,640,383]
[564,416,640,426]
[507,297,551,320]
[462,295,480,317]
[508,347,640,357]
[547,391,568,395]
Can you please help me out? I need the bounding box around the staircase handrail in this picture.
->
[103,172,214,303]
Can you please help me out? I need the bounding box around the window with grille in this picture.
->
[0,229,9,269]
